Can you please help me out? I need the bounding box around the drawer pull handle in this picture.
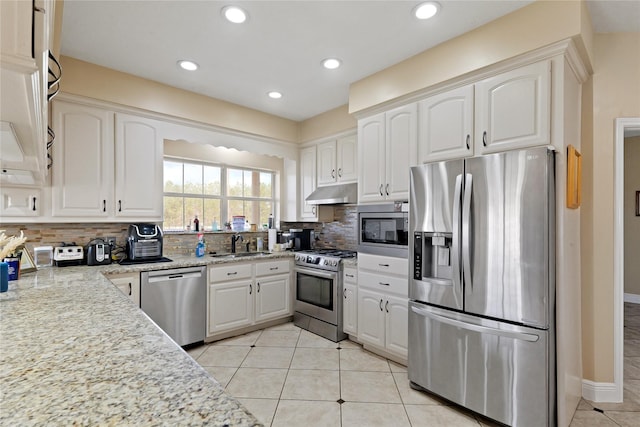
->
[227,271,238,276]
[344,288,347,299]
[128,283,132,296]
[379,282,390,286]
[345,274,354,278]
[269,267,279,270]
[32,196,37,211]
[378,263,389,267]
[249,284,252,294]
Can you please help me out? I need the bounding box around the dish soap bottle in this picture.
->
[195,233,205,257]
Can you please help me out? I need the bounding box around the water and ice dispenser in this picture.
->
[413,232,454,284]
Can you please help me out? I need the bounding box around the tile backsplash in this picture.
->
[281,205,357,251]
[2,205,357,259]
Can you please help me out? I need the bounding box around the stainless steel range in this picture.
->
[293,249,356,342]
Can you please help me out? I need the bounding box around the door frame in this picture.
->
[614,117,640,401]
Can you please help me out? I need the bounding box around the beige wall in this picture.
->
[582,33,640,382]
[298,104,357,143]
[624,136,640,295]
[349,0,593,114]
[59,56,299,143]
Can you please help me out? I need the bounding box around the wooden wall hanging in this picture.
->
[566,145,582,209]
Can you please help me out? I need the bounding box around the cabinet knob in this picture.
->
[482,131,487,147]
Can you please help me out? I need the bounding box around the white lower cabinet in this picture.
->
[208,259,291,337]
[106,272,140,307]
[342,266,358,336]
[357,253,408,361]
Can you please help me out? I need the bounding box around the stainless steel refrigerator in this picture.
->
[408,146,555,427]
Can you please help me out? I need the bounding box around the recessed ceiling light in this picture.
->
[414,2,440,20]
[223,6,247,23]
[267,91,282,99]
[322,58,342,70]
[177,60,199,71]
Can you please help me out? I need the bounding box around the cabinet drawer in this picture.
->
[209,263,253,283]
[255,259,290,276]
[343,267,357,283]
[358,253,408,276]
[358,271,408,298]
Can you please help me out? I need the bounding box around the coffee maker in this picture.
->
[287,229,314,250]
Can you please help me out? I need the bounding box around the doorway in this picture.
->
[614,118,640,401]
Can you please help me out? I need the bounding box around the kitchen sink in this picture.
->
[210,252,271,258]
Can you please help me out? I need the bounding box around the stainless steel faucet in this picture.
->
[231,234,244,253]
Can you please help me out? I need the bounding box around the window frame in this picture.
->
[163,157,275,232]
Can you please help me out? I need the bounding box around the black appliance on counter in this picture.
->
[85,240,112,266]
[281,228,314,251]
[126,223,163,261]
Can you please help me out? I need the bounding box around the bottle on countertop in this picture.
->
[212,217,218,232]
[195,233,205,257]
[268,213,274,229]
[193,215,200,232]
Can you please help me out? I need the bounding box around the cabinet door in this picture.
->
[317,140,337,186]
[386,103,417,201]
[208,281,253,335]
[108,273,141,307]
[385,294,408,358]
[0,187,41,217]
[357,288,385,348]
[255,275,291,323]
[300,145,318,219]
[343,282,358,336]
[114,113,163,219]
[358,113,385,203]
[475,60,551,154]
[51,101,114,217]
[418,85,474,163]
[337,134,357,183]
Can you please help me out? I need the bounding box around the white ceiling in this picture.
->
[60,0,639,122]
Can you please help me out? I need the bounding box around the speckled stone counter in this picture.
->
[0,252,293,426]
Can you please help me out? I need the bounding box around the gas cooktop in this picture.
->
[294,249,356,271]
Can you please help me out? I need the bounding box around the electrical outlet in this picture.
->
[106,237,117,247]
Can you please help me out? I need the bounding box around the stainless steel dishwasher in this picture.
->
[141,266,206,346]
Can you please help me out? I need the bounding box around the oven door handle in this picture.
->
[294,265,338,280]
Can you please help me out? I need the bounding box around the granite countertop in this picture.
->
[0,252,293,426]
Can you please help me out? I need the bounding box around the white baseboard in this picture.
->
[624,293,640,304]
[582,379,622,403]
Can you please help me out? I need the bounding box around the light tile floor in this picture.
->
[569,302,640,426]
[187,305,640,426]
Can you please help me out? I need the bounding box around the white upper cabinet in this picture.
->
[357,113,385,203]
[418,85,474,163]
[317,133,357,186]
[385,104,417,201]
[114,113,163,219]
[0,187,42,217]
[51,101,163,221]
[475,60,551,154]
[358,104,417,203]
[51,101,114,217]
[299,144,332,221]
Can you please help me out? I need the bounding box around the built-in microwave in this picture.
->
[357,202,409,258]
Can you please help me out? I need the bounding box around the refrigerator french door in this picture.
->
[408,146,556,427]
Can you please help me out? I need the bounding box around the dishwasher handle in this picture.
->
[147,271,203,283]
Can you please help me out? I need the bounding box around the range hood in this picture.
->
[305,183,357,205]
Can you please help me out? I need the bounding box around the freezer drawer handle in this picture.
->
[410,305,540,342]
